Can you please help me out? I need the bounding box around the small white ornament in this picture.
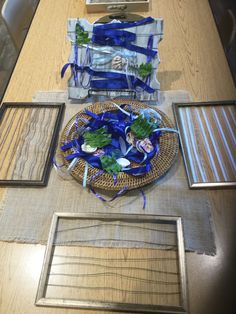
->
[116,158,130,168]
[111,56,127,70]
[81,143,97,153]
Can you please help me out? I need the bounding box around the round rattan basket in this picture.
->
[60,99,179,190]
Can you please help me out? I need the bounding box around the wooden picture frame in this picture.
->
[0,102,65,186]
[173,100,236,188]
[35,213,188,313]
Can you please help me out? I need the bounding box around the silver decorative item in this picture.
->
[35,212,188,313]
[173,100,236,188]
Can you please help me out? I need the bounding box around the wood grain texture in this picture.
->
[0,106,59,181]
[0,1,236,314]
[46,247,181,307]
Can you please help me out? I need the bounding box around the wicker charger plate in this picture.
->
[60,99,179,190]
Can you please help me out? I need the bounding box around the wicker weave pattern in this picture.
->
[60,100,179,190]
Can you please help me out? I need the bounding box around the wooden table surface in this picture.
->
[0,1,236,314]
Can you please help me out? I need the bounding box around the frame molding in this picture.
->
[173,100,236,189]
[35,212,188,313]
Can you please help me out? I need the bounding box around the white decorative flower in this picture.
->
[81,143,97,153]
[116,158,130,168]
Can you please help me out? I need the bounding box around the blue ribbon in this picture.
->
[61,108,161,176]
[92,17,157,58]
[147,34,154,63]
[93,17,155,31]
[92,34,157,58]
[89,170,146,209]
[92,30,157,58]
[72,44,79,86]
[61,64,155,94]
[140,189,147,210]
[145,34,154,86]
[89,170,128,202]
[93,29,136,44]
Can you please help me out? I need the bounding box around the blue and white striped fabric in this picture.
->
[179,104,236,184]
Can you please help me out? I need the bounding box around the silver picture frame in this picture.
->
[85,0,150,13]
[173,100,236,189]
[35,213,188,313]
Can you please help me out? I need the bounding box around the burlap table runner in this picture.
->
[0,90,216,255]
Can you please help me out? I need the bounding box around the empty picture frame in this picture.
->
[35,212,188,313]
[173,100,236,188]
[0,102,65,186]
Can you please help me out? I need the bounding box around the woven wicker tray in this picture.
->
[60,99,179,190]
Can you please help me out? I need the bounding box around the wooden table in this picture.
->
[0,1,235,313]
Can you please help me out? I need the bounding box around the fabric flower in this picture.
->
[136,138,154,153]
[93,149,105,157]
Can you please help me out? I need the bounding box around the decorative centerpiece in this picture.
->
[61,16,163,101]
[59,100,179,194]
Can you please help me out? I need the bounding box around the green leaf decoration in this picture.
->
[83,128,112,148]
[129,63,153,80]
[75,23,90,45]
[100,154,122,175]
[130,115,157,139]
[138,63,153,79]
